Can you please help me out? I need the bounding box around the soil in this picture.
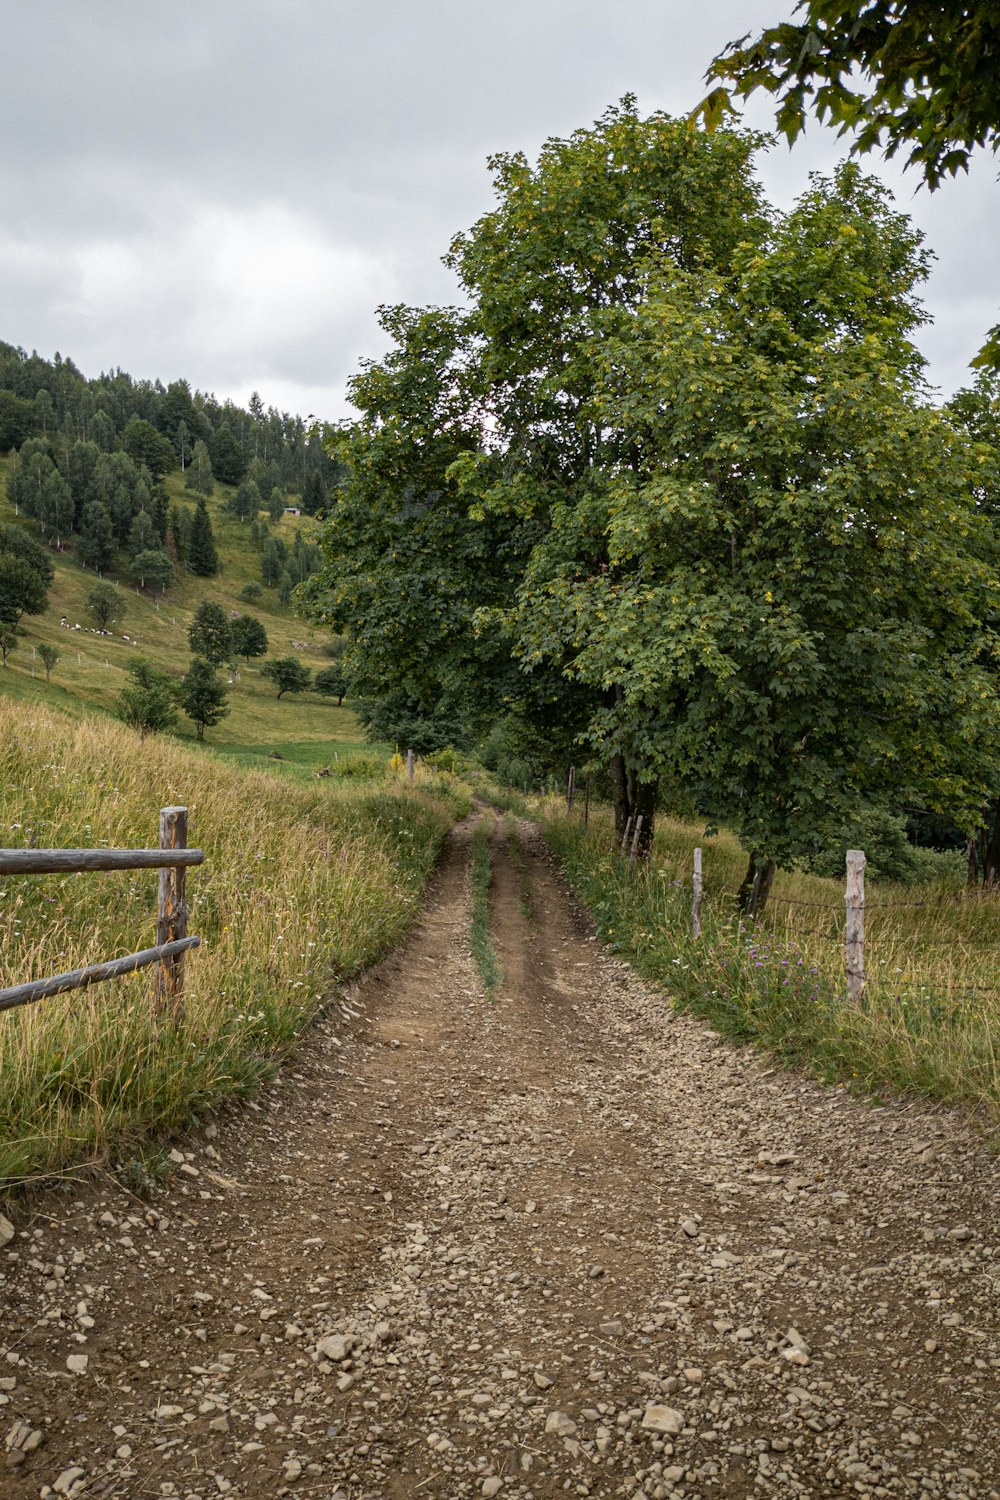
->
[2,813,999,1500]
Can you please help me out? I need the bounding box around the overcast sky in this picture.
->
[1,0,997,422]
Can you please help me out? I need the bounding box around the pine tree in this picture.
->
[151,488,169,541]
[210,420,245,485]
[176,418,191,471]
[187,496,219,576]
[261,537,284,586]
[229,478,261,523]
[301,468,327,515]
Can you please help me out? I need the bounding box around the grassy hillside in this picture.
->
[0,702,466,1186]
[0,461,365,774]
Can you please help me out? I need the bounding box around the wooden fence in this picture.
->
[0,806,203,1022]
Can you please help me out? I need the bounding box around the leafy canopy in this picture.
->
[510,165,1000,863]
[86,581,125,633]
[701,1,1000,188]
[180,657,229,739]
[260,656,312,698]
[188,600,232,664]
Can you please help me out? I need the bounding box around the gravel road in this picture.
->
[2,814,998,1500]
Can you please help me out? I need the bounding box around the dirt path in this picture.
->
[2,814,999,1500]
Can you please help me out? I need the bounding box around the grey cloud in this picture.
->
[0,0,996,419]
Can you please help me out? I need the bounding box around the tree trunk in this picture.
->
[984,801,1000,887]
[610,752,630,841]
[967,834,980,889]
[609,750,657,854]
[633,777,657,857]
[737,852,776,917]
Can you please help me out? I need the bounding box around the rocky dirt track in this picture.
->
[2,814,999,1500]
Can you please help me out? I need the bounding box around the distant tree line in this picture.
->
[0,345,343,503]
[0,345,336,608]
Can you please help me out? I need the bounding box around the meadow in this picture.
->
[544,803,1000,1127]
[0,701,466,1186]
[0,463,362,771]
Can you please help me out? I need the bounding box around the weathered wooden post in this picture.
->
[628,815,644,866]
[155,806,189,1023]
[407,748,414,782]
[692,847,703,939]
[621,815,634,855]
[566,765,575,813]
[845,849,866,1007]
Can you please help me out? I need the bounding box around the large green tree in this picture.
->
[123,417,175,478]
[115,657,179,738]
[77,502,116,571]
[130,548,175,592]
[86,581,126,634]
[311,102,1000,881]
[229,614,268,662]
[185,439,214,497]
[308,102,767,772]
[507,165,1000,893]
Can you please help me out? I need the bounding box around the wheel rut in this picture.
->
[2,812,999,1499]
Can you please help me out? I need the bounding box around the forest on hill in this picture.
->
[0,343,341,601]
[0,344,356,759]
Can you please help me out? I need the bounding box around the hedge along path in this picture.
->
[1,816,999,1499]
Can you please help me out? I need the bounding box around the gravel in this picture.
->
[1,814,998,1499]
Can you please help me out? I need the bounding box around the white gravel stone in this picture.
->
[641,1405,684,1436]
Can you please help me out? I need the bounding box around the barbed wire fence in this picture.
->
[611,826,1000,1004]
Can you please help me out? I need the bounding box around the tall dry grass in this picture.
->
[543,802,1000,1126]
[0,702,464,1185]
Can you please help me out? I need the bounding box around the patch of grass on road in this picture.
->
[544,804,1000,1127]
[470,816,503,999]
[505,815,536,927]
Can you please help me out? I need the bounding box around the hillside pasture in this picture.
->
[0,465,355,760]
[0,702,464,1186]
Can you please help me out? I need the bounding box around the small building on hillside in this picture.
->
[283,506,301,517]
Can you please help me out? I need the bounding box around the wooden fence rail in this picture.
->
[0,805,203,1022]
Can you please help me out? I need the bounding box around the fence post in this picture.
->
[692,847,703,939]
[621,815,634,855]
[407,748,414,782]
[566,765,575,813]
[845,849,866,1007]
[155,806,189,1023]
[628,814,644,866]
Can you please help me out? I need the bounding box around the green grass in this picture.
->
[0,701,468,1188]
[0,461,356,757]
[542,801,1000,1128]
[470,815,503,998]
[505,813,536,926]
